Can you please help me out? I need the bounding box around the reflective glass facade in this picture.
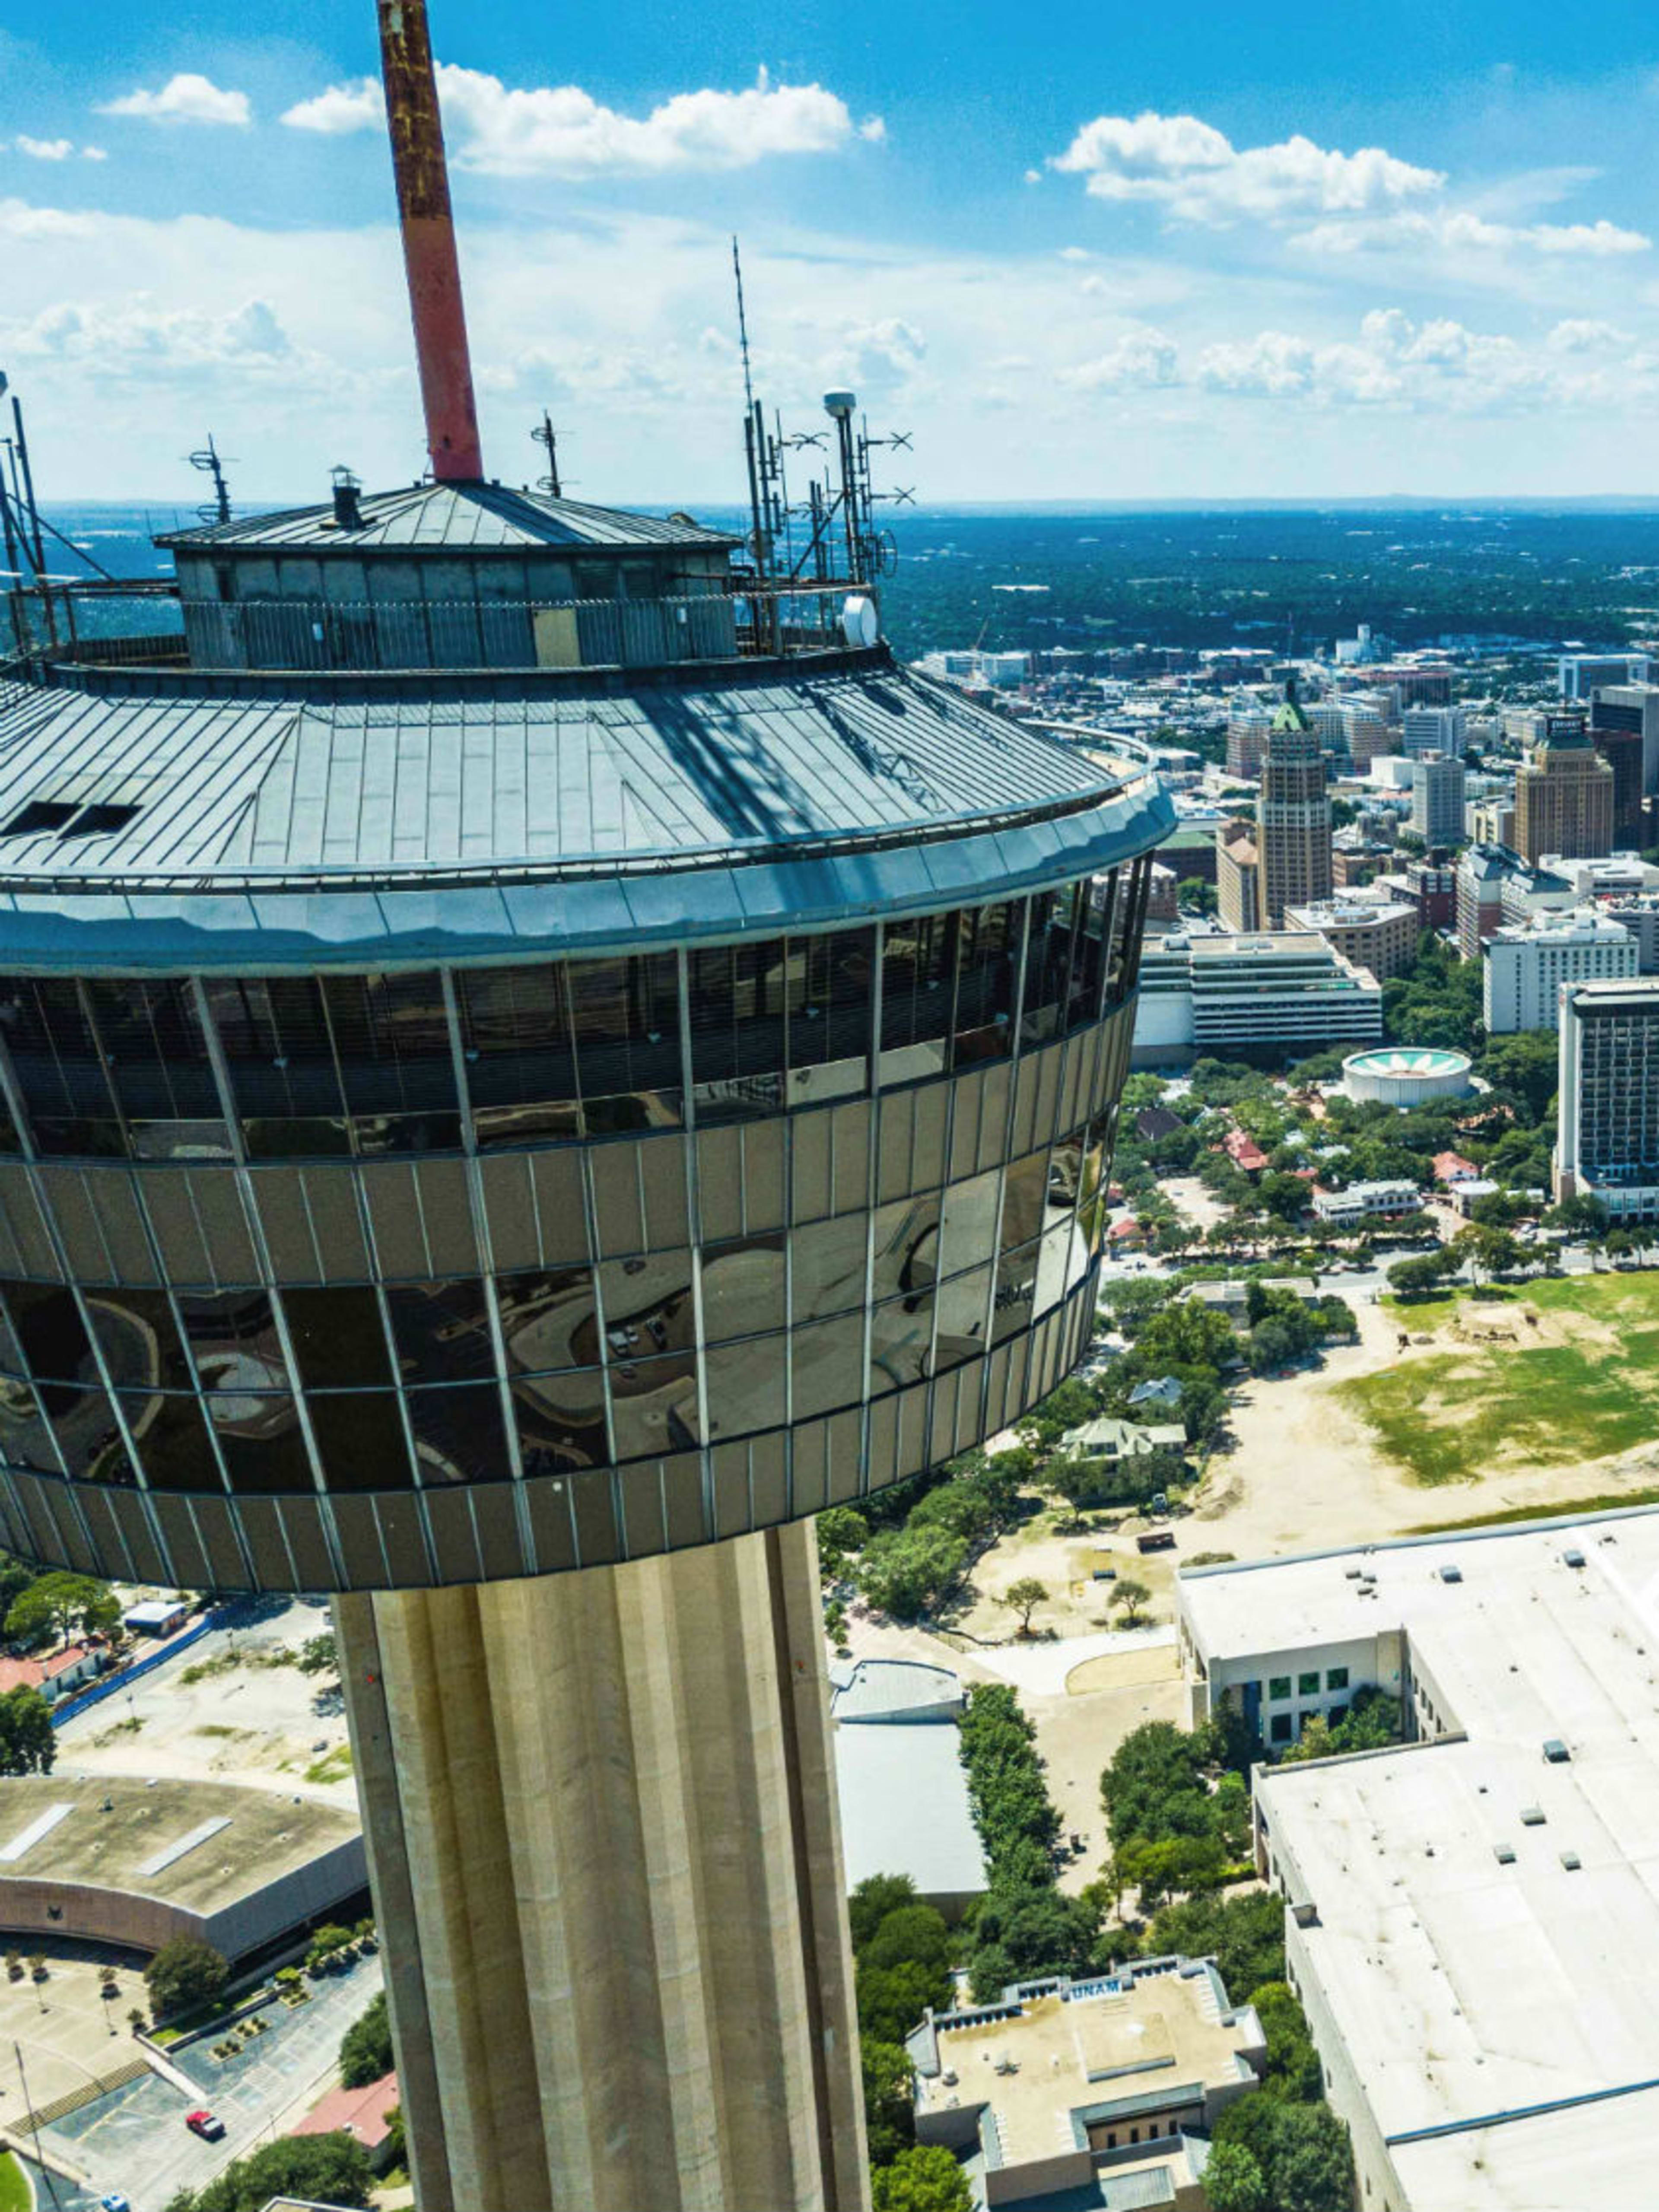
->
[0,858,1151,1593]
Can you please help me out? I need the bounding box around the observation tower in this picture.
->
[0,6,1172,2206]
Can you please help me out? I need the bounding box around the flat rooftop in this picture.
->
[0,1776,360,1915]
[916,1967,1258,2170]
[1185,1509,1659,2211]
[834,1722,985,1904]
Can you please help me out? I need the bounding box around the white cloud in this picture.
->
[1548,318,1630,351]
[1293,208,1649,258]
[14,137,74,162]
[281,62,877,175]
[280,77,382,136]
[81,146,108,163]
[1052,110,1442,225]
[1060,324,1179,389]
[12,294,293,371]
[96,74,251,127]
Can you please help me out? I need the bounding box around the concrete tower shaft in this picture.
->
[377,0,484,482]
[338,1522,866,2212]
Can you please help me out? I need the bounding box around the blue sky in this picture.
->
[6,1,1659,501]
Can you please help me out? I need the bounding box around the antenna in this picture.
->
[732,235,756,416]
[9,397,46,580]
[188,434,233,527]
[531,413,562,500]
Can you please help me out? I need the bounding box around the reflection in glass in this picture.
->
[207,1389,315,1494]
[0,978,114,1122]
[128,1119,235,1161]
[869,1296,931,1392]
[699,1236,785,1347]
[384,1280,495,1386]
[992,1240,1039,1346]
[0,1374,61,1476]
[31,1118,126,1158]
[937,1168,1001,1282]
[870,1195,940,1306]
[570,956,682,1115]
[791,1214,870,1322]
[84,1289,194,1393]
[281,1288,394,1391]
[607,1347,699,1461]
[177,1292,290,1395]
[86,979,220,1121]
[472,1099,582,1149]
[496,1267,597,1376]
[306,1389,414,1491]
[510,1369,609,1476]
[595,1252,696,1363]
[118,1388,224,1493]
[998,1151,1050,1255]
[693,1074,782,1127]
[407,1384,510,1484]
[241,1116,351,1160]
[3,1283,98,1388]
[953,903,1019,1065]
[351,1110,463,1157]
[46,1382,132,1482]
[321,973,456,1116]
[934,1263,992,1372]
[791,1312,864,1421]
[702,1335,785,1440]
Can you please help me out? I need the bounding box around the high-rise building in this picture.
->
[1483,911,1639,1033]
[1591,681,1659,809]
[1515,718,1615,864]
[1257,684,1333,927]
[1225,705,1271,779]
[1559,651,1650,699]
[1456,844,1517,959]
[1215,829,1261,931]
[0,8,1172,2207]
[1284,897,1420,984]
[1410,754,1466,847]
[1468,796,1516,849]
[1401,705,1466,760]
[1557,978,1659,1217]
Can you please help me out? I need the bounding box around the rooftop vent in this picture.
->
[1562,1549,1586,1569]
[331,465,364,531]
[1438,1565,1463,1584]
[1494,1844,1516,1864]
[1560,1852,1582,1872]
[1520,1806,1546,1826]
[1543,1739,1571,1764]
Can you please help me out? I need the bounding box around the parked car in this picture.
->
[100,2196,131,2212]
[186,2108,226,2141]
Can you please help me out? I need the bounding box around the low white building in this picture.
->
[1131,931,1383,1068]
[1482,909,1639,1034]
[1310,1179,1421,1224]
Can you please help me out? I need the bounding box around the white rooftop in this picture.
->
[1184,1509,1659,2211]
[833,1717,987,1905]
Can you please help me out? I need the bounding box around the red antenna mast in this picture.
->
[376,0,484,482]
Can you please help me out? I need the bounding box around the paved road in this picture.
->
[44,1954,382,2212]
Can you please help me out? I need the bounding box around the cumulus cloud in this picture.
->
[12,294,292,371]
[97,74,251,127]
[1293,208,1649,258]
[13,137,74,162]
[1052,110,1442,225]
[1189,308,1611,411]
[1059,324,1179,389]
[282,62,879,175]
[1548,318,1630,351]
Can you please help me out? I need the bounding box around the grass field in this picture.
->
[0,2149,32,2212]
[1335,1273,1659,1487]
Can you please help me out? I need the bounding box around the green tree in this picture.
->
[1204,2139,1269,2212]
[1476,1031,1559,1123]
[855,1527,967,1622]
[6,1572,119,1650]
[1178,876,1218,915]
[0,1558,37,1622]
[1140,1890,1285,1999]
[1273,2102,1356,2212]
[1001,1578,1048,1636]
[1043,1454,1102,1527]
[339,1990,394,2088]
[144,1937,229,2023]
[861,2037,915,2167]
[871,2143,973,2212]
[1253,1981,1324,2101]
[1110,1576,1151,1627]
[850,1874,921,1951]
[1388,1252,1451,1299]
[296,1633,337,1676]
[817,1506,870,1556]
[162,2131,374,2212]
[0,1687,54,1777]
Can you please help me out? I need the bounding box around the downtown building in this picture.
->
[1257,689,1334,926]
[1514,718,1615,863]
[0,6,1171,2207]
[1482,910,1639,1034]
[1131,931,1382,1067]
[1410,754,1466,848]
[1556,977,1659,1220]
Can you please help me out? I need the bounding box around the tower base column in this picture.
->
[336,1522,868,2212]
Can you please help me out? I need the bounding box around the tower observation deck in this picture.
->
[0,6,1172,2206]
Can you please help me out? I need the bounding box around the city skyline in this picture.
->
[7,4,1659,501]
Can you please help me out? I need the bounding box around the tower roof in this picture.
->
[156,480,739,557]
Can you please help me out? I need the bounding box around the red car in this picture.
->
[185,2109,225,2141]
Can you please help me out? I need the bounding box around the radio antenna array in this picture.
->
[531,412,563,499]
[188,435,233,528]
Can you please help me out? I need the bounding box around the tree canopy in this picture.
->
[870,2144,973,2212]
[144,1937,228,2023]
[0,1687,55,1777]
[6,1572,120,1650]
[339,1990,394,2088]
[162,2132,373,2212]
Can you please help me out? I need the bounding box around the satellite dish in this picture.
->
[841,594,879,648]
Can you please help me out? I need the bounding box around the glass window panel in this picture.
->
[176,1291,291,1394]
[51,1382,135,1481]
[0,1302,24,1378]
[0,978,114,1119]
[83,1289,194,1393]
[1067,879,1109,1028]
[305,1389,414,1491]
[0,1373,63,1476]
[509,1369,610,1476]
[242,1116,351,1160]
[1035,1217,1089,1317]
[321,973,456,1116]
[407,1383,510,1485]
[934,1263,992,1372]
[791,1214,871,1323]
[703,1335,786,1441]
[582,1089,682,1136]
[952,903,1019,1066]
[118,1388,224,1493]
[496,1266,598,1376]
[870,1294,931,1392]
[880,912,957,1055]
[128,1119,235,1162]
[937,1166,1001,1281]
[607,1346,699,1461]
[693,1073,782,1128]
[206,1388,315,1494]
[472,1100,582,1149]
[206,977,344,1118]
[455,963,579,1112]
[999,1151,1051,1255]
[1021,889,1079,1046]
[569,955,682,1110]
[791,1312,865,1422]
[699,1235,785,1347]
[31,1118,126,1159]
[3,1282,98,1386]
[85,979,221,1120]
[281,1287,393,1391]
[687,941,785,1087]
[350,1109,463,1157]
[788,928,874,1074]
[596,1251,696,1363]
[870,1195,941,1306]
[992,1240,1039,1347]
[383,1280,495,1386]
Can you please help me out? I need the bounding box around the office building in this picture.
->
[1455,845,1515,958]
[0,8,1171,2206]
[1225,705,1271,779]
[1258,686,1334,926]
[1402,856,1456,930]
[1515,719,1615,863]
[1466,795,1516,849]
[1482,910,1638,1033]
[1309,1179,1422,1224]
[1589,723,1645,848]
[1178,1509,1659,2212]
[1372,664,1454,709]
[1332,693,1395,771]
[1284,896,1419,984]
[1589,681,1659,796]
[1131,932,1382,1066]
[1215,828,1261,931]
[1555,978,1659,1218]
[909,1962,1265,2212]
[1332,841,1389,889]
[1410,755,1466,847]
[1559,650,1650,699]
[1594,894,1659,972]
[1401,705,1466,760]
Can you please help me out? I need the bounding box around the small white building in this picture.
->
[1311,1179,1421,1224]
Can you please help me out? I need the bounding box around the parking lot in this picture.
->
[0,1939,146,2133]
[43,1952,382,2212]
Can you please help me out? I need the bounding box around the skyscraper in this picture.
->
[0,6,1171,2208]
[1515,716,1615,863]
[1257,683,1333,927]
[1410,754,1466,847]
